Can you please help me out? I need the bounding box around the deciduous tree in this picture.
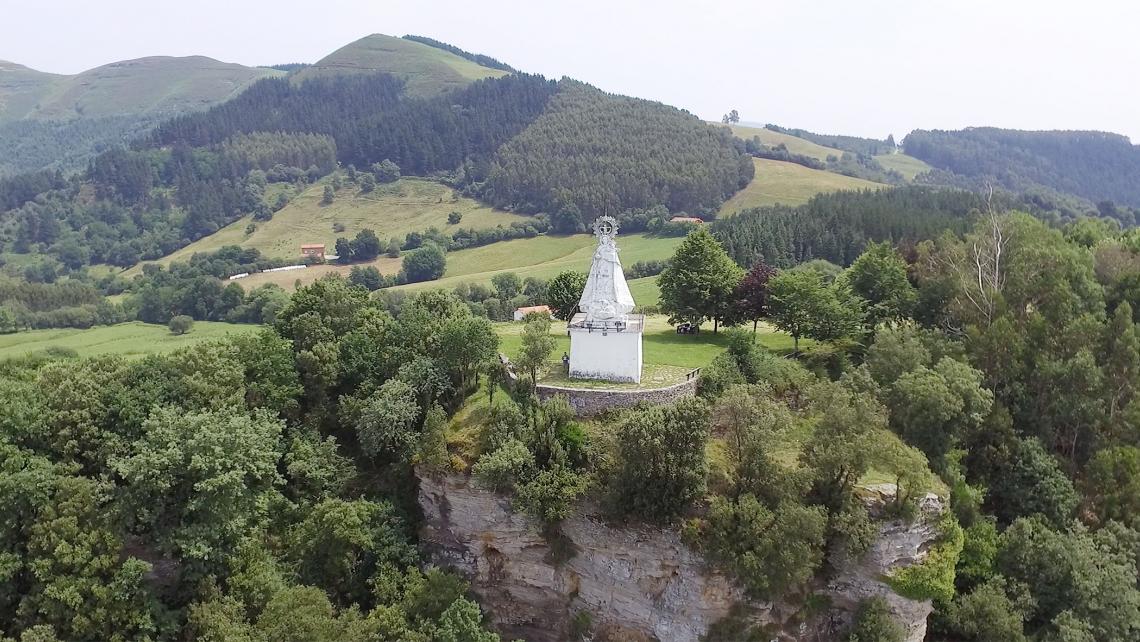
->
[658,228,743,332]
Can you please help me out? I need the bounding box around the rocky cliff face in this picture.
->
[418,474,942,642]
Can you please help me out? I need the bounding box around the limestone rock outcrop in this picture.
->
[418,473,941,642]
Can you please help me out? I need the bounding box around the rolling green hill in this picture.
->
[292,33,508,96]
[0,56,282,175]
[0,56,281,123]
[719,158,887,214]
[0,61,63,124]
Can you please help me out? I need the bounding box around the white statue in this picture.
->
[577,216,635,323]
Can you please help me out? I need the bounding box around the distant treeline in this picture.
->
[765,124,896,156]
[402,35,516,72]
[904,127,1140,210]
[265,63,309,72]
[711,186,987,267]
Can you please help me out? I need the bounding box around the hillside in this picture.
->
[6,56,282,122]
[293,33,508,95]
[139,176,529,270]
[485,81,753,222]
[233,232,682,293]
[718,158,887,214]
[716,122,844,161]
[904,127,1140,209]
[873,151,932,180]
[0,60,63,124]
[0,56,282,175]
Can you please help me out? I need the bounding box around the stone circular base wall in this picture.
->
[535,376,698,416]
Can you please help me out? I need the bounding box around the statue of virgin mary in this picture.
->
[577,216,636,323]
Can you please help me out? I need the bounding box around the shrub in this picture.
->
[473,439,534,492]
[514,465,588,523]
[401,243,447,283]
[847,597,904,642]
[611,398,709,521]
[887,511,964,603]
[168,315,194,335]
[703,494,828,599]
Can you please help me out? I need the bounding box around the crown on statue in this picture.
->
[593,215,619,239]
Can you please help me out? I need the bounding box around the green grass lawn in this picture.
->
[874,152,933,181]
[0,321,260,360]
[627,276,660,307]
[495,314,797,374]
[719,158,887,214]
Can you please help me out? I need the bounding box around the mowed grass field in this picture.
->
[874,152,933,180]
[495,315,797,371]
[133,178,529,274]
[0,321,259,360]
[398,232,684,293]
[719,158,886,214]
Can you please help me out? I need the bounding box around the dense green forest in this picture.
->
[904,128,1140,210]
[483,81,754,225]
[146,73,558,177]
[0,282,516,641]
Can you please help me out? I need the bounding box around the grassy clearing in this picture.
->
[0,321,259,360]
[133,177,528,275]
[398,233,684,293]
[874,152,933,180]
[714,123,845,161]
[720,158,887,214]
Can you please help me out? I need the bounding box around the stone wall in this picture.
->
[535,376,698,416]
[418,473,941,642]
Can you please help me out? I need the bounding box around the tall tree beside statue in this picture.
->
[658,228,743,333]
[516,313,556,386]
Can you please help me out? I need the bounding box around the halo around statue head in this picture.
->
[593,215,619,239]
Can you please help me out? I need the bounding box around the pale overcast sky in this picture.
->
[3,0,1137,141]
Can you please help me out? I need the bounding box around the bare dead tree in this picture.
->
[932,182,1010,327]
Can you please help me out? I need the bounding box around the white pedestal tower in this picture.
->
[568,216,643,383]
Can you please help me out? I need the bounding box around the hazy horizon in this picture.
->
[3,0,1137,141]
